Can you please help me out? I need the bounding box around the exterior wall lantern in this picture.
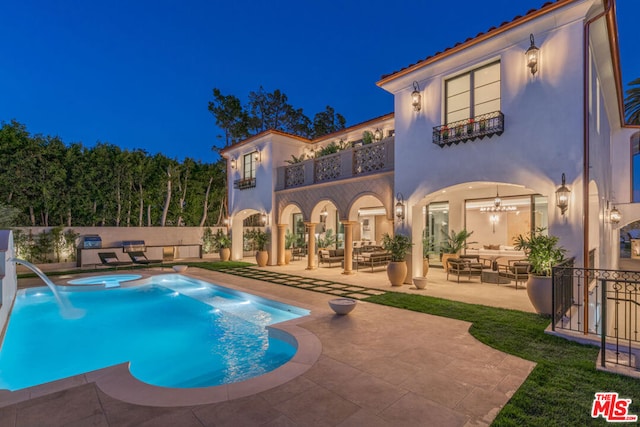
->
[260,211,268,225]
[230,158,236,169]
[526,33,539,75]
[374,128,383,142]
[555,173,570,215]
[395,192,406,221]
[253,150,261,163]
[610,206,621,224]
[411,81,422,112]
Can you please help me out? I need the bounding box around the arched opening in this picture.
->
[415,181,544,272]
[230,208,268,261]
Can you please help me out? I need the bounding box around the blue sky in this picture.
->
[1,0,638,162]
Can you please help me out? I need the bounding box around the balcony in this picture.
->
[432,111,504,147]
[234,177,256,190]
[276,138,394,190]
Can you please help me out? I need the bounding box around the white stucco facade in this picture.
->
[222,0,636,279]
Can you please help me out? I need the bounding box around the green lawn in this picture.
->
[365,292,640,426]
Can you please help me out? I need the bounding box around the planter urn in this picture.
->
[284,249,292,265]
[256,250,268,267]
[422,258,429,277]
[219,248,231,262]
[527,275,553,316]
[387,261,407,287]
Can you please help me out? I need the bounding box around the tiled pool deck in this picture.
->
[0,265,536,426]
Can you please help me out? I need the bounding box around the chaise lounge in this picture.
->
[98,252,132,269]
[127,251,163,266]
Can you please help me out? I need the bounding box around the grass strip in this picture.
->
[365,292,640,426]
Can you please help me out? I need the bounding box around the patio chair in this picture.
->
[446,258,483,283]
[497,259,530,289]
[127,251,163,266]
[98,252,132,269]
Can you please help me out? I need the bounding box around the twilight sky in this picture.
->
[1,0,638,163]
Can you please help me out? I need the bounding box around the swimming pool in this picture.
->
[0,274,309,391]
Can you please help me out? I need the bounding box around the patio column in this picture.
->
[342,220,357,275]
[276,223,286,266]
[305,222,317,270]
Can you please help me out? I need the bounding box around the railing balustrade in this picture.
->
[277,138,393,190]
[233,177,256,190]
[552,262,640,372]
[432,111,504,147]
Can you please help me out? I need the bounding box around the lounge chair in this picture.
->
[446,258,483,283]
[127,251,163,265]
[98,252,132,268]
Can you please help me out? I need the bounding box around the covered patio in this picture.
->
[247,256,536,313]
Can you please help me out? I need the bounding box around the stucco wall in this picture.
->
[0,230,17,338]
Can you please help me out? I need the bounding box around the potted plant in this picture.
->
[467,118,474,134]
[421,229,434,277]
[247,228,270,267]
[212,229,232,261]
[381,232,413,286]
[284,229,296,264]
[440,126,449,141]
[441,229,476,272]
[514,227,566,315]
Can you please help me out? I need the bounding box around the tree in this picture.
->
[625,78,640,124]
[208,86,347,147]
[312,106,346,138]
[208,88,250,146]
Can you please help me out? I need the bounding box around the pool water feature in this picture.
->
[0,274,309,391]
[67,274,142,288]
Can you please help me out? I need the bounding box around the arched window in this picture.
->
[632,132,640,202]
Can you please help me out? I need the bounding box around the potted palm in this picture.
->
[381,232,413,286]
[212,229,231,261]
[284,229,295,264]
[514,227,566,315]
[441,229,476,272]
[247,228,270,267]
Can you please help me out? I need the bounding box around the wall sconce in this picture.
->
[610,206,621,224]
[395,192,406,221]
[411,81,422,112]
[556,173,570,215]
[489,214,499,233]
[230,158,236,169]
[260,212,268,225]
[253,150,261,163]
[374,128,383,142]
[525,33,539,75]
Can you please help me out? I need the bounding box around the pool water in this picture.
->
[0,275,308,391]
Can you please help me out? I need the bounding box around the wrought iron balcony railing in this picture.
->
[234,177,256,190]
[432,111,504,147]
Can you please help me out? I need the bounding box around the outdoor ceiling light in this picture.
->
[494,186,502,208]
[610,206,621,224]
[526,33,539,75]
[321,205,328,217]
[395,192,406,221]
[374,128,383,141]
[411,81,422,112]
[556,173,570,215]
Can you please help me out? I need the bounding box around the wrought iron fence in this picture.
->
[552,261,640,372]
[432,111,504,147]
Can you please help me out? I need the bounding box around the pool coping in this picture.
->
[0,271,323,408]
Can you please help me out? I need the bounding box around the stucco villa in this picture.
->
[221,0,639,332]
